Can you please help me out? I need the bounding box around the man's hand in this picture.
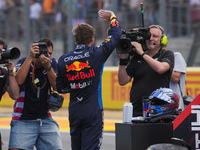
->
[4,61,14,72]
[171,71,182,83]
[29,43,40,59]
[131,42,144,55]
[98,9,115,22]
[119,53,128,59]
[39,54,51,69]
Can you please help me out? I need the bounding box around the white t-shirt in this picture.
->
[30,2,42,20]
[169,52,187,111]
[0,0,5,10]
[190,0,200,5]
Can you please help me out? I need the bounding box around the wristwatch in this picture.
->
[141,52,146,58]
[45,66,52,72]
[9,72,14,76]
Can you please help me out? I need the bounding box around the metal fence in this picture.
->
[0,0,199,65]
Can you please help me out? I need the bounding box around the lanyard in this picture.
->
[32,64,47,98]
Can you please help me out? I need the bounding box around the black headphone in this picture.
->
[150,25,168,46]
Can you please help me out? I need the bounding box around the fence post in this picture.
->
[67,0,74,53]
[24,0,30,56]
[159,0,167,30]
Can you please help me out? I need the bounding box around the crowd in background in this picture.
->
[0,0,199,42]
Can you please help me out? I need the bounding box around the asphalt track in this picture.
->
[0,116,122,132]
[0,116,122,150]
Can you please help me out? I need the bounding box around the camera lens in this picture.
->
[120,41,129,50]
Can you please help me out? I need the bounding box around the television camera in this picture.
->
[116,27,151,54]
[116,3,151,54]
[0,47,21,64]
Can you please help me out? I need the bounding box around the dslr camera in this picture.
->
[116,27,151,54]
[35,42,48,58]
[0,47,21,64]
[48,92,64,112]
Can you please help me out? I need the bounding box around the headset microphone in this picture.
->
[153,43,160,45]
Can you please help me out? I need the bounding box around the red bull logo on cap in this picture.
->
[66,61,90,72]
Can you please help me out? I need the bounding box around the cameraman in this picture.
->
[8,37,62,150]
[118,25,174,117]
[0,38,19,100]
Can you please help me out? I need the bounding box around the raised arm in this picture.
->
[15,43,38,85]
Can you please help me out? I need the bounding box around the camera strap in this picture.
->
[32,64,47,98]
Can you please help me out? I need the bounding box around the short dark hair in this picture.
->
[0,38,8,49]
[37,37,53,49]
[72,23,95,45]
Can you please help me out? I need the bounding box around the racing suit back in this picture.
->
[56,16,121,149]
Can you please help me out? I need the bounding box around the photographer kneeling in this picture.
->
[118,25,174,117]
